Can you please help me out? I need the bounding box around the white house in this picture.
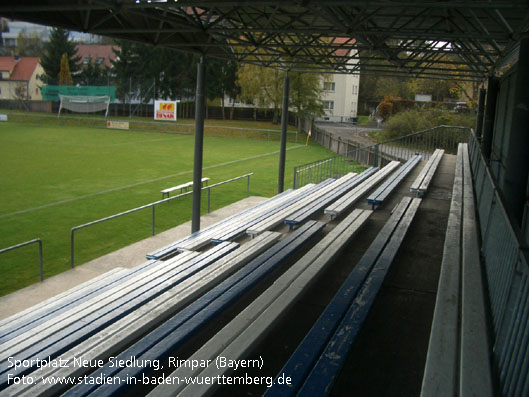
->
[317,37,360,123]
[319,72,360,123]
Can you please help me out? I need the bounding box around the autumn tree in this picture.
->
[237,64,325,124]
[58,53,73,86]
[16,31,44,57]
[40,28,80,84]
[237,64,285,123]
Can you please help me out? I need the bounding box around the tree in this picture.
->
[58,53,73,86]
[39,28,80,84]
[289,71,325,126]
[237,64,325,124]
[206,58,239,119]
[237,64,284,122]
[111,40,197,104]
[78,61,110,86]
[16,31,44,57]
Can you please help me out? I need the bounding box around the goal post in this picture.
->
[58,95,111,118]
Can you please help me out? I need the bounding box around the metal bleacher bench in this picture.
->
[283,168,378,230]
[421,143,493,396]
[266,196,421,396]
[410,148,444,197]
[0,242,242,390]
[324,161,400,220]
[366,154,422,209]
[1,232,281,396]
[147,183,323,259]
[160,177,210,198]
[148,208,373,397]
[58,221,324,397]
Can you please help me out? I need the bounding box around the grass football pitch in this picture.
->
[0,120,336,296]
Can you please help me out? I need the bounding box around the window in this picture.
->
[323,82,336,92]
[323,100,334,110]
[96,57,104,65]
[82,57,91,64]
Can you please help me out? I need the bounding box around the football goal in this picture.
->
[58,95,111,118]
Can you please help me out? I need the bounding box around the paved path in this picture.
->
[0,196,267,320]
[315,121,379,146]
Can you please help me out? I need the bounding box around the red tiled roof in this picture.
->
[0,57,18,73]
[0,57,39,81]
[10,57,40,80]
[332,37,356,57]
[76,45,118,68]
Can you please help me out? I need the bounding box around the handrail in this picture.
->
[305,125,469,170]
[70,173,253,267]
[294,125,470,188]
[0,238,43,281]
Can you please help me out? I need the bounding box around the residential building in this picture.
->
[1,19,100,48]
[76,45,118,69]
[319,72,360,123]
[318,37,360,123]
[0,56,44,100]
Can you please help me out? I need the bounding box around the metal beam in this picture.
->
[502,37,529,225]
[192,56,206,233]
[278,71,290,194]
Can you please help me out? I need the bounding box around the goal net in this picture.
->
[58,95,110,118]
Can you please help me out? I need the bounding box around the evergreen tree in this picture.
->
[206,58,239,119]
[39,28,80,84]
[111,40,198,103]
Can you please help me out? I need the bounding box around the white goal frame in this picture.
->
[58,95,111,118]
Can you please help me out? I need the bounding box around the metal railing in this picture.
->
[294,125,470,188]
[70,173,252,267]
[468,131,529,396]
[0,238,43,281]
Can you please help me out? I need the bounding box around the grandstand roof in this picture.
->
[1,1,528,81]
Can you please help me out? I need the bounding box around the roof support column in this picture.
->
[481,76,498,162]
[192,56,205,233]
[278,71,290,194]
[502,38,529,225]
[475,86,486,140]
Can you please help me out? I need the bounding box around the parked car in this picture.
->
[453,101,470,113]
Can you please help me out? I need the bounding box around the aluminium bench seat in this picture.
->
[172,182,322,250]
[410,148,444,197]
[366,154,422,209]
[325,161,401,219]
[209,180,335,244]
[266,196,422,396]
[246,176,353,237]
[284,167,379,229]
[420,143,493,396]
[160,177,209,198]
[59,221,325,397]
[4,232,281,397]
[147,184,319,259]
[0,248,204,343]
[149,208,373,397]
[0,243,240,389]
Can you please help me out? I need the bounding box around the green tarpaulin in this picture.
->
[42,85,116,101]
